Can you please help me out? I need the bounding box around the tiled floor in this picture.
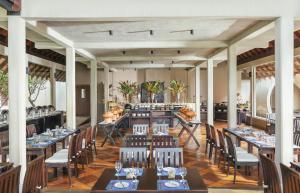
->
[45,121,263,193]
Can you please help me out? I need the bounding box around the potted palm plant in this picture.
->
[118,81,137,103]
[168,80,187,103]
[144,81,162,103]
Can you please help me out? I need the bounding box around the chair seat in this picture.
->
[45,150,68,164]
[236,152,259,163]
[236,147,247,153]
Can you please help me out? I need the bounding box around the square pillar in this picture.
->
[195,65,201,121]
[104,66,109,111]
[90,60,98,126]
[275,16,294,165]
[50,65,56,107]
[66,47,76,129]
[207,59,214,125]
[8,16,27,187]
[227,45,237,128]
[250,66,256,117]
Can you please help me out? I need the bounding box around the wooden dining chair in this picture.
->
[91,125,98,155]
[154,147,183,167]
[45,134,78,186]
[205,123,212,155]
[217,129,228,170]
[83,126,93,164]
[152,123,169,135]
[119,147,147,167]
[23,156,45,193]
[259,154,282,193]
[152,135,176,149]
[225,134,260,183]
[209,125,220,163]
[294,118,300,133]
[280,163,300,193]
[133,124,149,135]
[75,131,86,170]
[26,124,37,138]
[125,135,147,147]
[0,165,21,193]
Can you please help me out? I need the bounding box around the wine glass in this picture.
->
[157,162,163,179]
[132,167,138,183]
[179,167,187,182]
[115,160,122,179]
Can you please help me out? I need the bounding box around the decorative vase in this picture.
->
[176,93,181,103]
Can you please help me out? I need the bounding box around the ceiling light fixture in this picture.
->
[84,30,113,36]
[150,30,154,36]
[122,51,126,55]
[130,61,133,64]
[190,29,194,35]
[150,50,154,55]
[151,61,154,64]
[177,50,181,54]
[170,29,194,35]
[127,30,154,36]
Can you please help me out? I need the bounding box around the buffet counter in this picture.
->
[0,111,64,133]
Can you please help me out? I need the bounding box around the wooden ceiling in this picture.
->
[0,28,66,82]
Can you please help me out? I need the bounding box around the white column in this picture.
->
[250,66,256,117]
[207,59,214,125]
[8,16,27,189]
[227,45,237,128]
[195,65,201,121]
[66,47,76,129]
[275,16,294,165]
[50,65,56,107]
[90,60,98,126]
[104,66,109,111]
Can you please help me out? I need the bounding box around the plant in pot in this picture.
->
[144,81,162,103]
[168,80,186,103]
[118,81,137,103]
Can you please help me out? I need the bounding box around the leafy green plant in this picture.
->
[28,75,47,107]
[0,70,8,108]
[143,81,163,103]
[168,80,186,102]
[118,81,137,103]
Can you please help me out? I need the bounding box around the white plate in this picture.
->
[164,181,180,188]
[163,167,174,172]
[114,182,129,189]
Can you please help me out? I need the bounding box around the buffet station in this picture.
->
[0,105,64,133]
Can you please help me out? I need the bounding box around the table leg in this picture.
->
[184,124,200,147]
[178,124,185,137]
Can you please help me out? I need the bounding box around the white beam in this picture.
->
[250,66,256,117]
[21,0,300,19]
[90,60,98,126]
[108,63,195,69]
[75,41,227,49]
[8,16,27,190]
[66,47,76,129]
[195,65,201,121]
[207,59,214,125]
[75,48,96,60]
[97,55,207,61]
[35,41,64,49]
[50,66,56,107]
[227,45,237,128]
[104,66,110,111]
[275,16,294,165]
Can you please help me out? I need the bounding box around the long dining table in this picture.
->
[224,127,300,159]
[90,168,208,193]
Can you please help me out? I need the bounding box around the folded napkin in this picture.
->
[105,180,139,191]
[157,180,189,191]
[31,141,52,147]
[116,168,143,177]
[157,167,181,176]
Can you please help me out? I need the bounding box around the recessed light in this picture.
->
[177,50,181,54]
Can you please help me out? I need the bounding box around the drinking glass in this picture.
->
[115,160,122,179]
[157,162,163,179]
[179,167,187,182]
[33,133,38,143]
[132,167,138,182]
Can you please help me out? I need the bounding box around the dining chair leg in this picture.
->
[205,141,208,155]
[214,148,218,164]
[209,144,213,160]
[81,155,85,170]
[227,159,230,176]
[67,165,72,187]
[44,165,48,187]
[93,142,97,155]
[233,163,237,184]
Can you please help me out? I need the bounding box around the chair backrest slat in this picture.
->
[119,147,147,167]
[280,163,300,193]
[152,135,176,148]
[23,156,44,193]
[225,134,236,159]
[132,124,149,135]
[155,148,183,167]
[0,165,21,193]
[125,135,147,147]
[217,129,226,151]
[26,124,37,138]
[259,154,282,193]
[205,123,212,140]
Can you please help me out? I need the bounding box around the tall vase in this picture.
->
[176,93,181,103]
[151,93,155,103]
